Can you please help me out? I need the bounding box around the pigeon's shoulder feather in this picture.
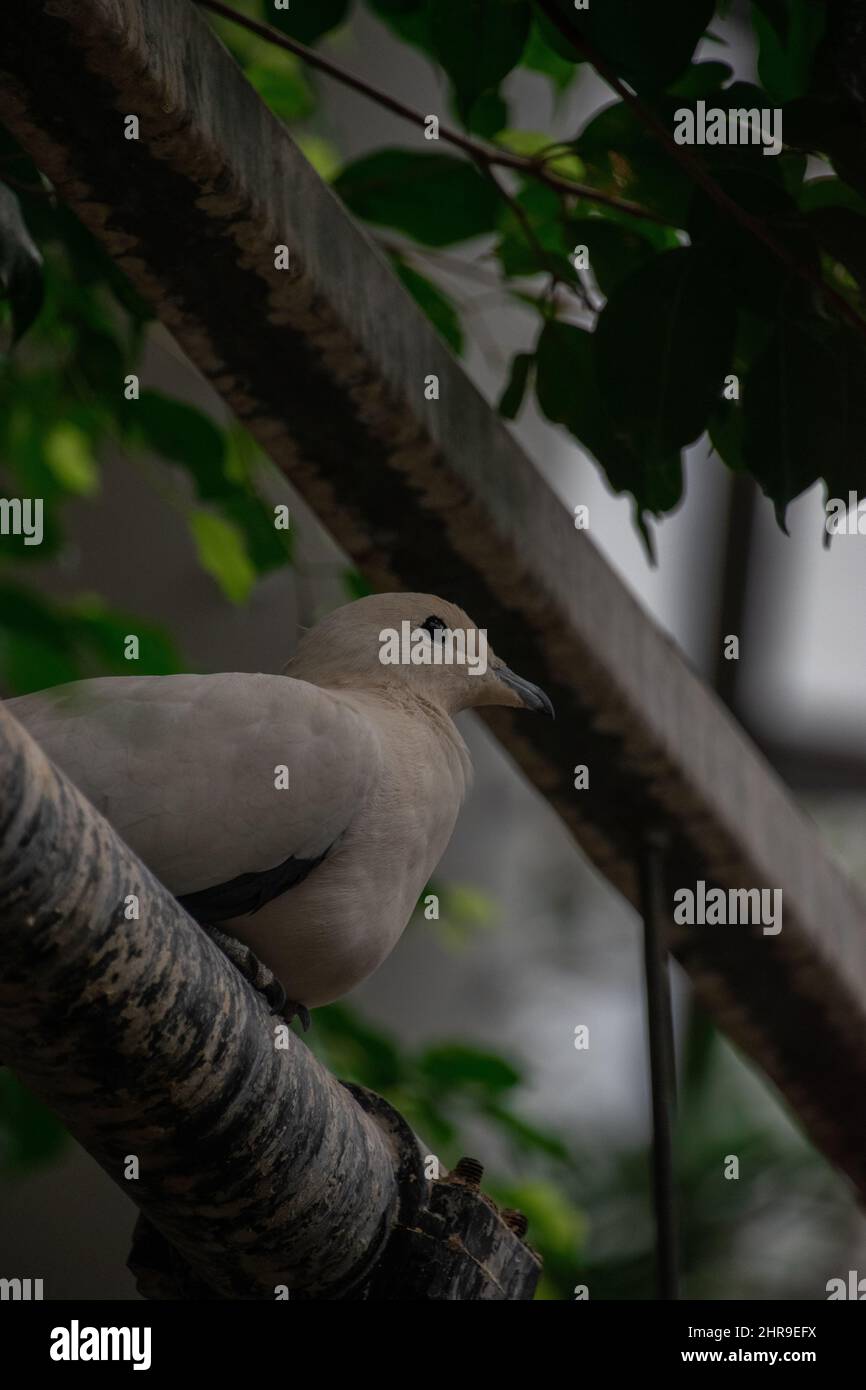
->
[8,673,382,895]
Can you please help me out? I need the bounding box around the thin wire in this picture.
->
[193,0,667,224]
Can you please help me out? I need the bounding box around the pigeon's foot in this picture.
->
[202,924,287,1015]
[202,926,311,1030]
[284,1001,312,1032]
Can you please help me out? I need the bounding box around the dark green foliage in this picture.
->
[391,256,464,352]
[573,99,695,228]
[431,0,531,113]
[687,166,817,310]
[0,583,181,693]
[334,150,500,245]
[535,320,683,550]
[366,0,434,54]
[595,248,737,458]
[567,216,657,297]
[743,307,866,525]
[752,0,791,42]
[0,124,293,675]
[753,0,825,103]
[333,1,866,551]
[542,0,715,91]
[0,1071,67,1171]
[521,16,580,91]
[77,2,866,554]
[461,89,509,140]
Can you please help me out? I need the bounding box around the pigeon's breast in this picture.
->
[222,711,470,1005]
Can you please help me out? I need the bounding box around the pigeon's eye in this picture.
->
[421,615,447,637]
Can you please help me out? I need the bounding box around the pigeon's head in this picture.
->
[286,593,554,719]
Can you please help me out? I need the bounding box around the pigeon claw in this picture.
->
[203,924,310,1027]
[285,1001,312,1033]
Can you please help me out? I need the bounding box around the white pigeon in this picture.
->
[8,593,553,1019]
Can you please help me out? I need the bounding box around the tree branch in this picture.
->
[0,700,542,1299]
[194,0,668,225]
[0,702,420,1298]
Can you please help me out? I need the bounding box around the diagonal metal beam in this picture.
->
[2,0,866,1195]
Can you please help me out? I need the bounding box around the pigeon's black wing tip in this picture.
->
[178,845,332,924]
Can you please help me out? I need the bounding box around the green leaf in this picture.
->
[220,494,291,573]
[0,629,79,694]
[574,101,691,227]
[568,217,656,298]
[68,597,182,675]
[391,257,464,352]
[0,584,77,649]
[0,1070,67,1172]
[265,0,352,44]
[343,568,374,599]
[496,178,562,236]
[753,0,825,104]
[742,309,866,525]
[669,61,733,99]
[482,1102,570,1160]
[295,135,341,182]
[495,181,577,280]
[334,150,499,245]
[0,183,43,344]
[432,0,531,112]
[365,0,434,55]
[808,206,866,293]
[437,882,495,928]
[543,0,714,92]
[778,150,808,199]
[751,0,790,41]
[498,351,534,419]
[312,1001,406,1091]
[121,394,288,576]
[245,63,316,123]
[461,89,509,139]
[533,7,582,61]
[494,129,585,181]
[535,320,682,551]
[687,168,817,311]
[131,391,226,479]
[798,178,866,216]
[43,423,100,496]
[521,18,578,92]
[594,247,737,458]
[188,510,257,604]
[708,398,746,473]
[0,584,182,690]
[418,1043,522,1093]
[535,321,584,427]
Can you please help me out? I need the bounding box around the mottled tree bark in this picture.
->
[0,702,425,1298]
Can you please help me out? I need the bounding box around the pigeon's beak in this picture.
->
[495,666,555,719]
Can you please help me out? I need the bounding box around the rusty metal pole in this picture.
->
[638,833,679,1300]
